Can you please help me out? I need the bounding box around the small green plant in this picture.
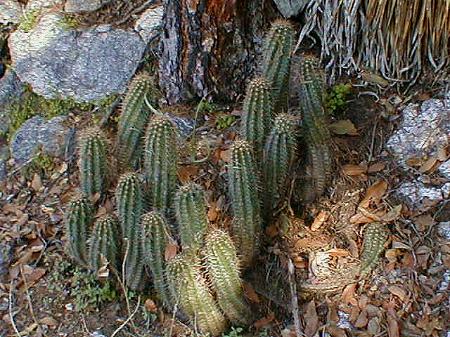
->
[325,83,352,114]
[223,327,244,337]
[216,114,237,130]
[58,14,79,30]
[21,151,55,178]
[18,10,40,32]
[196,100,218,114]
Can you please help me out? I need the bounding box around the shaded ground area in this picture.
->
[0,86,448,337]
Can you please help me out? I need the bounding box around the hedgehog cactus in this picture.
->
[143,115,178,213]
[166,253,227,336]
[174,183,208,251]
[78,127,108,199]
[116,172,145,290]
[88,215,120,272]
[298,54,326,115]
[261,19,295,112]
[360,222,388,276]
[228,140,262,268]
[204,229,252,325]
[65,195,93,265]
[141,211,174,307]
[116,73,152,169]
[263,114,298,212]
[241,77,273,158]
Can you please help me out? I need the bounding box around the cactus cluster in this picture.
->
[115,172,146,290]
[116,73,152,169]
[359,222,388,276]
[88,215,120,272]
[78,127,108,199]
[144,115,178,213]
[228,140,262,268]
[261,19,295,112]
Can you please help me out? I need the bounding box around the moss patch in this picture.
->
[18,10,41,33]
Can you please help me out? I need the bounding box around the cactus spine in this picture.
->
[78,127,108,199]
[88,215,120,272]
[116,172,145,290]
[241,77,273,158]
[174,183,208,250]
[141,211,174,307]
[65,196,93,265]
[167,253,227,335]
[261,19,294,112]
[204,229,252,325]
[117,73,152,169]
[360,222,387,276]
[228,140,262,268]
[263,114,298,212]
[143,115,178,213]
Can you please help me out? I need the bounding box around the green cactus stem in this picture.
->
[228,140,262,268]
[141,211,174,307]
[78,127,108,199]
[174,183,208,251]
[116,172,145,290]
[88,214,120,272]
[298,54,326,115]
[166,253,227,335]
[116,73,152,169]
[65,195,93,265]
[261,19,295,112]
[241,77,273,158]
[359,222,388,276]
[143,115,178,213]
[204,229,252,325]
[263,114,298,212]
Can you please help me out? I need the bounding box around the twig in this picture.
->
[111,295,141,337]
[288,259,303,337]
[8,280,21,337]
[20,265,47,337]
[117,238,137,330]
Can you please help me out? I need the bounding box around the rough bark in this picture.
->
[159,0,276,104]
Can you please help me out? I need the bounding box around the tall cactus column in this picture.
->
[116,172,145,290]
[228,140,262,268]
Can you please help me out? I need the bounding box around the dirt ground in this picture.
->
[0,84,449,337]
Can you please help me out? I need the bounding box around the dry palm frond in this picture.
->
[296,0,450,85]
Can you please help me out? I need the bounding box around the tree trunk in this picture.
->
[159,0,277,104]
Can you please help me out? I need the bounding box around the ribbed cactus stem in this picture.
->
[78,127,108,199]
[141,211,174,307]
[298,54,325,115]
[143,115,178,213]
[174,183,208,251]
[263,114,298,212]
[261,19,295,112]
[116,73,152,169]
[116,172,145,290]
[241,77,273,158]
[166,253,227,335]
[360,222,387,276]
[204,229,252,325]
[228,140,262,268]
[88,215,120,272]
[65,195,93,265]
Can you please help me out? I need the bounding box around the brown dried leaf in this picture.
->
[368,162,386,173]
[164,242,178,261]
[304,300,319,337]
[354,310,368,328]
[40,316,58,327]
[253,312,275,329]
[342,164,367,176]
[329,120,358,136]
[265,224,279,238]
[388,285,408,302]
[311,210,330,231]
[178,165,199,184]
[419,157,438,173]
[359,180,388,209]
[341,283,358,306]
[381,204,403,222]
[144,299,158,313]
[243,282,260,303]
[31,173,43,191]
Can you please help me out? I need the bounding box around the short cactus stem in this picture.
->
[241,77,273,159]
[143,115,178,214]
[116,172,145,290]
[141,211,174,307]
[78,127,108,199]
[174,183,208,251]
[65,195,93,265]
[166,253,227,335]
[261,19,295,112]
[204,229,252,325]
[88,214,121,272]
[116,73,152,169]
[263,114,298,213]
[228,140,262,268]
[298,54,326,115]
[360,222,388,276]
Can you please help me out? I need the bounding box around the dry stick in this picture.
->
[288,259,302,337]
[111,295,141,337]
[20,265,47,337]
[8,280,21,337]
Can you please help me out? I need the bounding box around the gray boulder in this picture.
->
[0,70,24,135]
[395,180,449,213]
[0,145,8,181]
[9,12,146,102]
[273,0,307,18]
[134,5,164,43]
[0,0,23,25]
[438,160,450,180]
[10,115,71,165]
[65,0,113,13]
